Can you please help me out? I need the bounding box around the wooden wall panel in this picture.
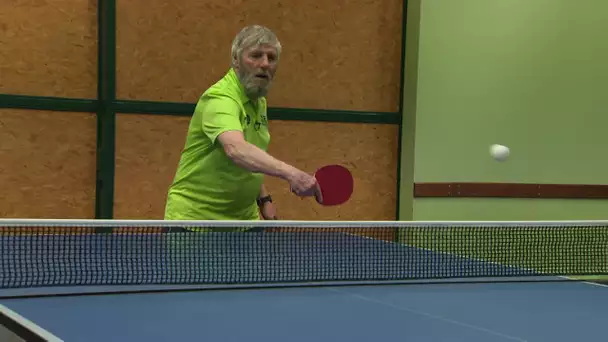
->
[114,114,399,221]
[114,114,190,219]
[116,0,403,112]
[0,109,97,218]
[265,121,399,220]
[0,0,98,98]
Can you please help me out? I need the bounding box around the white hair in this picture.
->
[231,25,282,67]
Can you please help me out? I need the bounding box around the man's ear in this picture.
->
[231,54,240,69]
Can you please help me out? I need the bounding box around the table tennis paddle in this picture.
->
[314,164,354,206]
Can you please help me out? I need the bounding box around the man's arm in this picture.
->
[201,97,319,198]
[259,183,270,198]
[217,131,296,180]
[217,131,320,198]
[258,184,277,220]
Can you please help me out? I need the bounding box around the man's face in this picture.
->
[235,44,279,99]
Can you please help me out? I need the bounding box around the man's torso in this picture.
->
[164,69,271,220]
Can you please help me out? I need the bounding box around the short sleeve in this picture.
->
[198,96,243,143]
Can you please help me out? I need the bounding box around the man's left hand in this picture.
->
[260,202,278,220]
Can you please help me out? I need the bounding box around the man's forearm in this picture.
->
[259,184,269,198]
[225,140,294,180]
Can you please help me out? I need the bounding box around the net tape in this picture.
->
[1,219,607,289]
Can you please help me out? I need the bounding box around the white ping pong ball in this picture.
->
[490,144,510,161]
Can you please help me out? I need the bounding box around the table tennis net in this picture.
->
[1,220,607,289]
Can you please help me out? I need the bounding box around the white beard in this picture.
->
[238,71,271,98]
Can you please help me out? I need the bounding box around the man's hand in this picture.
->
[260,201,278,220]
[286,169,323,201]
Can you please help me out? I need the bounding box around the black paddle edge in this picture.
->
[0,310,49,342]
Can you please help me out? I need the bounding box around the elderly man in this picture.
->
[164,25,321,221]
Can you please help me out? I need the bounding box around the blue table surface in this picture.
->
[2,230,607,340]
[1,280,607,342]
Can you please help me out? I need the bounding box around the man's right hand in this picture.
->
[286,168,323,202]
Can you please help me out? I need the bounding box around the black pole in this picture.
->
[95,0,117,221]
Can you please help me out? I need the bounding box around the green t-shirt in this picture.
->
[164,68,271,220]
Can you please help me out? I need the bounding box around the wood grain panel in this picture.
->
[0,109,97,218]
[0,0,97,98]
[116,0,403,112]
[114,114,399,221]
[114,113,191,219]
[265,121,399,221]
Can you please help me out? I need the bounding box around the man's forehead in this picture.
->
[244,44,278,54]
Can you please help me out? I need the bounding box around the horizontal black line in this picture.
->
[0,277,589,300]
[114,100,193,115]
[0,94,98,113]
[0,95,400,124]
[414,182,608,199]
[268,107,400,124]
[115,100,400,124]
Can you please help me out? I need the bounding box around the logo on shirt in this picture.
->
[244,113,268,131]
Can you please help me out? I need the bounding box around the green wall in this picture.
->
[401,0,608,220]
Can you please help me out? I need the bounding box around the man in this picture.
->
[164,25,321,221]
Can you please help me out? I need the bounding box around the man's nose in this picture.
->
[259,56,270,69]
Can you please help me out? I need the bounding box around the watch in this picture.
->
[257,195,273,206]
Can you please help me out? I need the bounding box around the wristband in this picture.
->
[257,195,272,206]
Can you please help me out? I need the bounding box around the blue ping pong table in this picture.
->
[1,280,607,341]
[1,222,607,341]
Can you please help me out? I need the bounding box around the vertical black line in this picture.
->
[396,0,408,221]
[96,0,116,220]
